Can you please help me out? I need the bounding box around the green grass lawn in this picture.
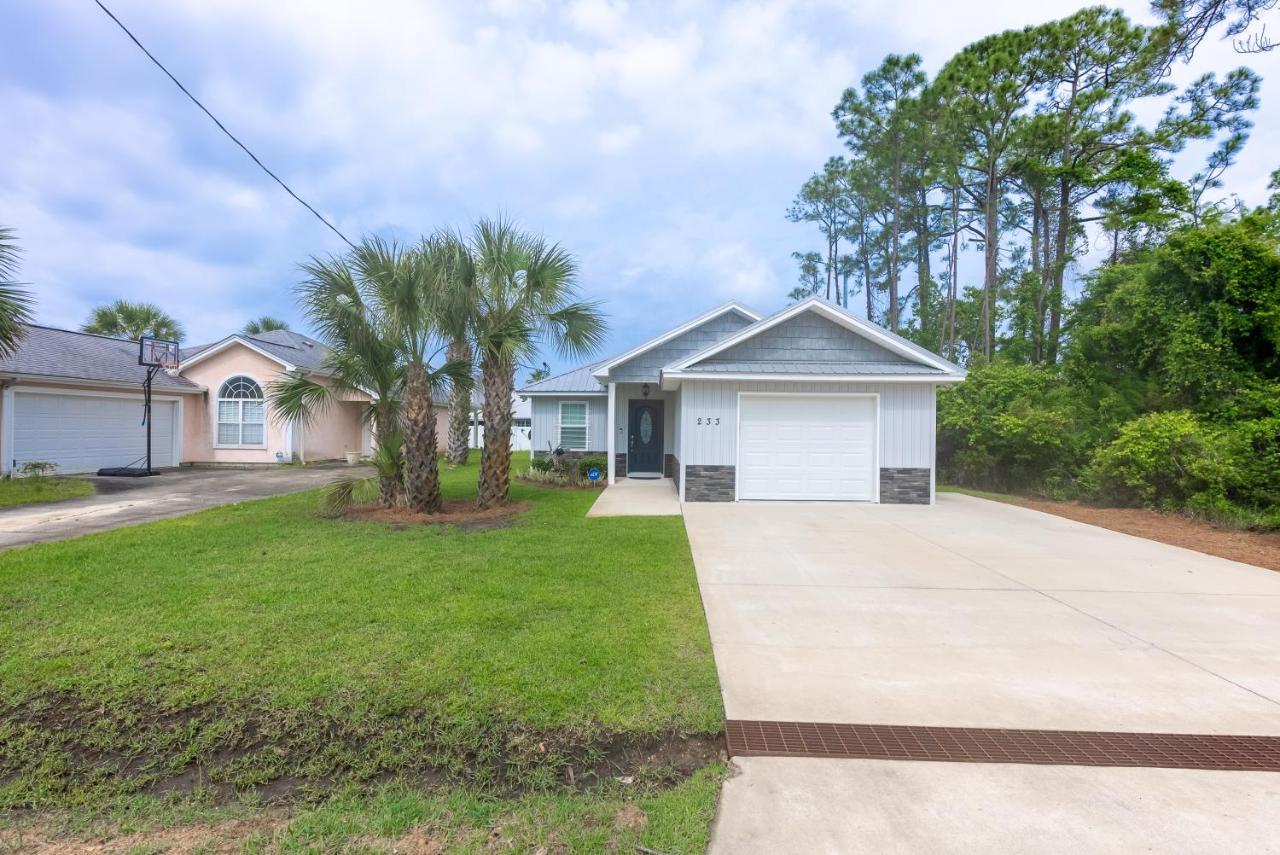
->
[0,455,725,852]
[0,476,93,507]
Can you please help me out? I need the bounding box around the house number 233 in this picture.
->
[696,417,721,426]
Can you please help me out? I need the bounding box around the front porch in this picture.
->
[586,475,681,517]
[606,381,678,485]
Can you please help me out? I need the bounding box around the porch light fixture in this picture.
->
[642,383,651,398]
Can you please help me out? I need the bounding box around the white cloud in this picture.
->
[596,123,641,153]
[3,0,1273,361]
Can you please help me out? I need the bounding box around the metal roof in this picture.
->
[0,325,202,391]
[520,364,607,394]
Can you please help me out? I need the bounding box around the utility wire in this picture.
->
[92,0,356,249]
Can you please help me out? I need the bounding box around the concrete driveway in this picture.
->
[0,464,370,549]
[684,494,1280,853]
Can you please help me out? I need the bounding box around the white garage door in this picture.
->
[13,392,177,474]
[738,394,876,501]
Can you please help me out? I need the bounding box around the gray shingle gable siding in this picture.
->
[689,312,930,374]
[0,325,201,391]
[609,310,756,382]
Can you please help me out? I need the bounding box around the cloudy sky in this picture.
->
[2,0,1276,373]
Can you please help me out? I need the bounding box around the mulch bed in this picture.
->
[342,500,531,529]
[1003,497,1280,572]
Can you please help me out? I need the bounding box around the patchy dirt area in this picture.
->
[0,816,292,854]
[343,499,531,530]
[2,692,723,807]
[999,496,1280,572]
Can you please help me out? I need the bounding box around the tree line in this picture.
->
[786,4,1260,366]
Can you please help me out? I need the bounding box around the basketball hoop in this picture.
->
[98,337,182,478]
[139,336,180,370]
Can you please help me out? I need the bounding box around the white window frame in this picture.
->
[557,400,589,451]
[214,375,267,449]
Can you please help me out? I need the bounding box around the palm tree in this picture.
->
[436,231,477,466]
[269,253,405,507]
[352,237,466,514]
[83,299,184,341]
[243,316,289,335]
[470,217,605,508]
[0,227,35,358]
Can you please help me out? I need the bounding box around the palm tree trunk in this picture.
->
[373,408,402,507]
[446,337,472,465]
[476,352,515,509]
[403,361,443,513]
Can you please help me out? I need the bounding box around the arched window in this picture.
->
[216,376,265,446]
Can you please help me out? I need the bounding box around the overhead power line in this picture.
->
[92,0,356,249]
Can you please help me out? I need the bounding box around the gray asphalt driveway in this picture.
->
[0,464,370,549]
[684,494,1280,853]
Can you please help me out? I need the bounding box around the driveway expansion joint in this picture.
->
[725,720,1280,772]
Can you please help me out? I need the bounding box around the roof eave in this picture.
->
[660,369,964,388]
[0,371,207,394]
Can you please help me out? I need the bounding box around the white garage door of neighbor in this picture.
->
[738,394,876,501]
[13,392,177,474]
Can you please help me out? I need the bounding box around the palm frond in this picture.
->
[0,227,33,359]
[322,476,379,516]
[267,374,333,427]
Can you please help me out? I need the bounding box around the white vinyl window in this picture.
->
[216,376,266,447]
[558,401,588,451]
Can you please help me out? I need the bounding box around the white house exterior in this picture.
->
[519,297,966,504]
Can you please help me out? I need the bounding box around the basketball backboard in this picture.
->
[138,336,180,369]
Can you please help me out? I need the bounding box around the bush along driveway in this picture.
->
[0,458,725,853]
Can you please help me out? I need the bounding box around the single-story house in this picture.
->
[0,325,407,474]
[518,296,966,504]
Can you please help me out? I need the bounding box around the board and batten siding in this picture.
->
[678,380,936,469]
[529,396,608,453]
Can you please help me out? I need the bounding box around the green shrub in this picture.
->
[529,455,552,473]
[1083,411,1236,509]
[576,455,607,480]
[937,363,1083,492]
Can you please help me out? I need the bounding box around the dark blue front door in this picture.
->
[627,399,664,474]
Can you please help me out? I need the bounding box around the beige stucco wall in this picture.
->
[179,343,368,464]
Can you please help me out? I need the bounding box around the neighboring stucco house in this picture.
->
[519,297,966,504]
[0,325,383,474]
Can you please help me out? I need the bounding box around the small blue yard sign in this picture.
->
[587,467,602,482]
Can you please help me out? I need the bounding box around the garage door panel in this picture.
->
[13,393,176,474]
[738,395,875,502]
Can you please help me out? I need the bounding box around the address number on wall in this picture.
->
[695,417,721,426]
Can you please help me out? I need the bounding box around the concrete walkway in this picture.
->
[683,494,1280,853]
[0,464,370,549]
[586,476,681,517]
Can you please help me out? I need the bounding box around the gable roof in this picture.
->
[666,297,965,381]
[590,301,761,380]
[519,297,966,395]
[181,329,334,375]
[0,325,203,392]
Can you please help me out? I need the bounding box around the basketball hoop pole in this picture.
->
[142,365,159,476]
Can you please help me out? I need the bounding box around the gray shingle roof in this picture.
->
[685,361,945,374]
[0,325,202,391]
[183,329,334,375]
[520,364,606,394]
